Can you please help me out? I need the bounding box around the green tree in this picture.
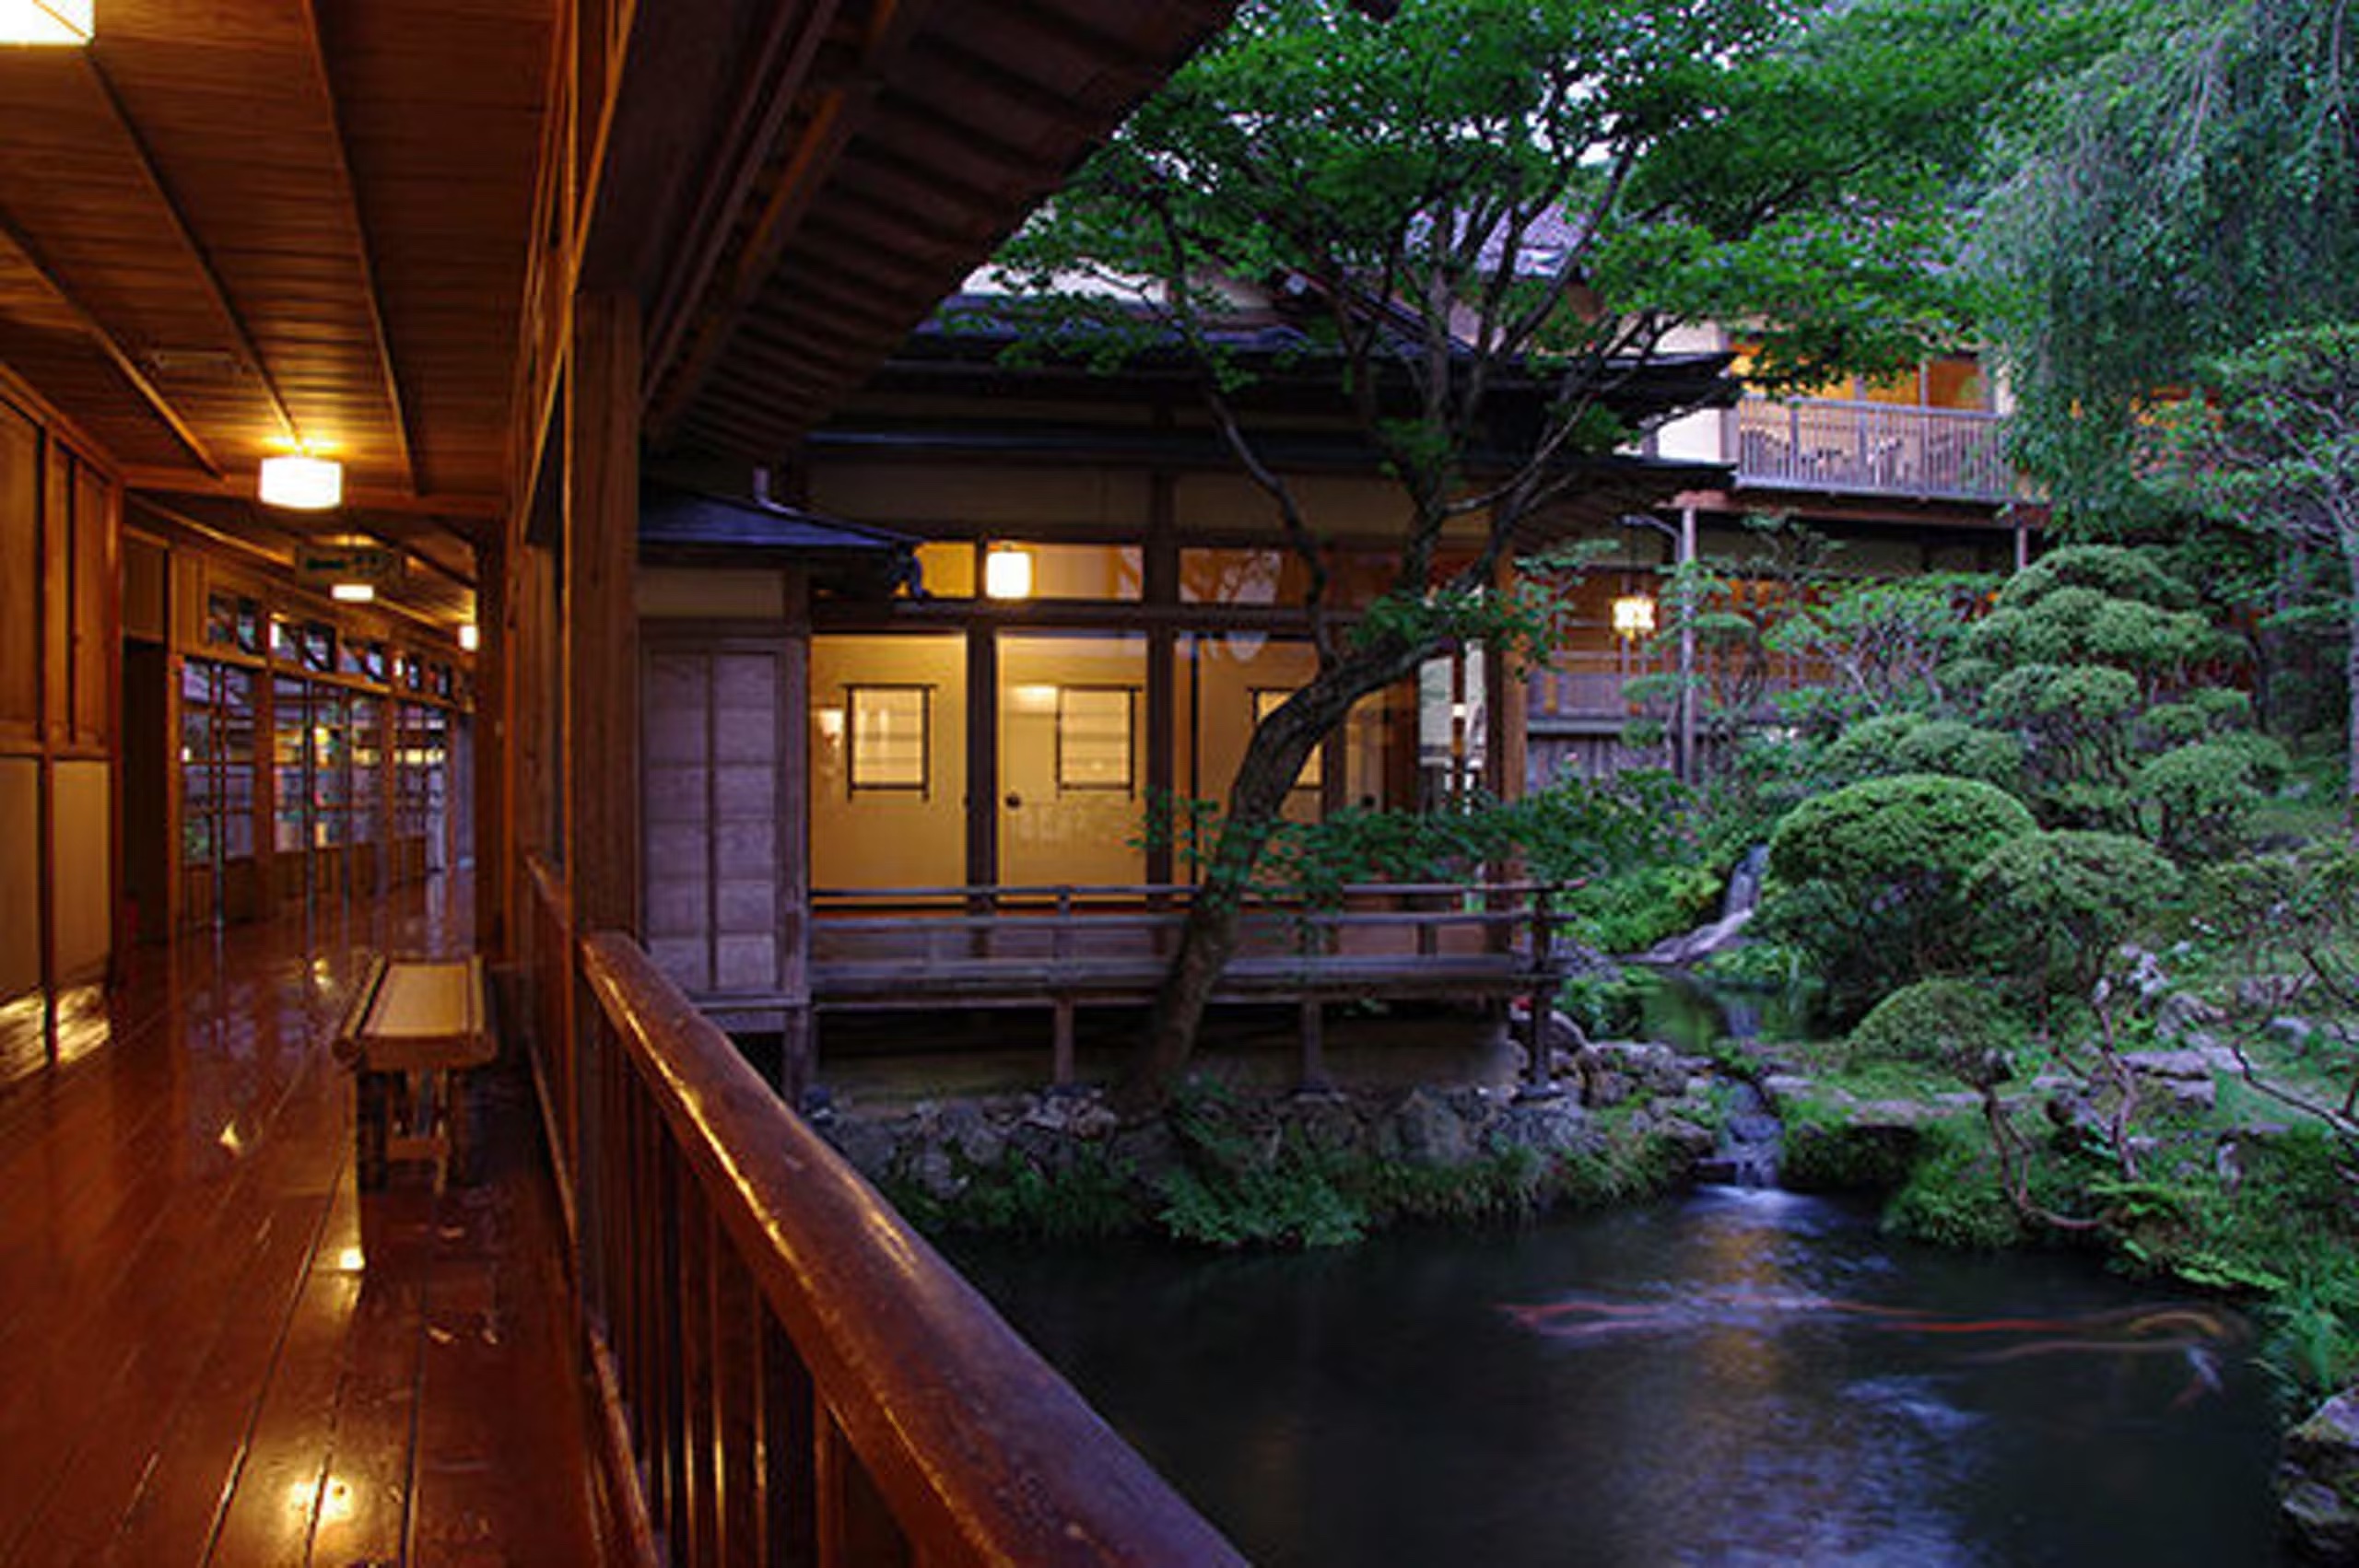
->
[2174,323,2359,829]
[1763,772,2036,1011]
[1002,0,2084,1108]
[1989,0,2359,532]
[1986,0,2359,755]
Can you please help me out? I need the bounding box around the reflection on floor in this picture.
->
[0,877,609,1566]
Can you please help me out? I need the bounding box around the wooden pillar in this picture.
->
[1144,471,1177,889]
[566,292,641,937]
[1298,998,1328,1092]
[964,624,998,895]
[780,566,815,1103]
[1675,506,1698,784]
[475,528,513,962]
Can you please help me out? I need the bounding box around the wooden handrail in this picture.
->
[815,879,1571,904]
[574,932,1246,1566]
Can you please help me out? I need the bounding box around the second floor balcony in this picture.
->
[1733,394,2018,503]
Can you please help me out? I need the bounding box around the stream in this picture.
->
[953,1188,2286,1566]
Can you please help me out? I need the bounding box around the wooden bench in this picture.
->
[334,954,496,1191]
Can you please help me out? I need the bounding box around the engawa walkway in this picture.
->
[0,876,614,1565]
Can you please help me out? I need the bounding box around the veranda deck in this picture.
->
[0,877,615,1566]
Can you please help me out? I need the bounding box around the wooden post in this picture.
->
[567,292,641,937]
[1050,887,1074,1084]
[1144,471,1177,889]
[1676,505,1698,784]
[965,624,997,953]
[780,566,815,1105]
[1052,999,1076,1087]
[1522,886,1558,1098]
[475,528,513,962]
[1298,998,1327,1092]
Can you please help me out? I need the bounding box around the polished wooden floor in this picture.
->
[0,877,611,1565]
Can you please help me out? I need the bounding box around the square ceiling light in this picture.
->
[259,453,344,510]
[0,2,94,44]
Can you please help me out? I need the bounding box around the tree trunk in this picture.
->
[2344,537,2359,841]
[1117,636,1432,1114]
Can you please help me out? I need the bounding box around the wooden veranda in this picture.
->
[810,881,1579,1087]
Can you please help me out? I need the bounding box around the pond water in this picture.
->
[952,1188,2286,1566]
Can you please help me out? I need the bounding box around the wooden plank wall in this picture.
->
[0,375,120,1017]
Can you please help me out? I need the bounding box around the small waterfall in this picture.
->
[1698,1079,1785,1188]
[1633,844,1769,967]
[1720,843,1769,923]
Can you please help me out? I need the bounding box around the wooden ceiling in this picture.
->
[0,0,1237,629]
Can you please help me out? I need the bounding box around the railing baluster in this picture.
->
[760,1313,817,1568]
[534,932,1244,1566]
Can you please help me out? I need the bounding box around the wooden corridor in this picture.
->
[0,879,612,1566]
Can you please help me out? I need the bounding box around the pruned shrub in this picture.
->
[1966,829,2181,1004]
[1848,978,2025,1079]
[1764,773,2037,1010]
[2133,737,2289,859]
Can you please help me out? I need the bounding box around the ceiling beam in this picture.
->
[642,0,845,392]
[298,0,420,497]
[645,0,942,448]
[0,210,220,477]
[908,32,1128,140]
[80,54,306,456]
[118,463,506,522]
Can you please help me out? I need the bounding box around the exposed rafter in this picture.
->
[645,0,941,446]
[296,0,419,497]
[80,53,306,455]
[640,0,846,396]
[0,207,220,475]
[116,463,506,521]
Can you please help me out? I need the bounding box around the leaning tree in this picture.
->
[999,0,2084,1110]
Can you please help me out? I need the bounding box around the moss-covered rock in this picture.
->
[2283,1389,2359,1563]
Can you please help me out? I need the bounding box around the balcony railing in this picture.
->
[1734,396,2016,502]
[522,860,1246,1565]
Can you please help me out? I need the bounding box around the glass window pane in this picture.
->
[847,685,930,792]
[1056,687,1135,792]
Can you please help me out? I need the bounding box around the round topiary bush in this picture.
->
[1848,978,2025,1079]
[1818,713,2025,792]
[1966,829,2181,1004]
[1765,773,2037,1009]
[2134,738,2289,860]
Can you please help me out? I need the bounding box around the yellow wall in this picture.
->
[810,635,968,890]
[998,634,1147,886]
[1186,635,1320,821]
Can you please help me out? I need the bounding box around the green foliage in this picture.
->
[1778,1095,1926,1191]
[1157,1162,1368,1249]
[948,1150,1144,1243]
[1966,830,2181,1000]
[1986,0,2359,532]
[1883,1117,2031,1250]
[1764,773,2036,1008]
[1995,543,2203,614]
[1554,969,1646,1038]
[1848,979,2026,1076]
[1819,712,2024,791]
[1563,864,1723,954]
[1158,1079,1369,1248]
[2133,739,2290,858]
[1763,571,1996,723]
[1547,1109,1699,1208]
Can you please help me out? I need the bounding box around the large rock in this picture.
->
[1376,1086,1480,1166]
[2283,1389,2359,1562]
[1497,1095,1594,1157]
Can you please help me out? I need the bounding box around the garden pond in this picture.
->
[952,1185,2287,1566]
